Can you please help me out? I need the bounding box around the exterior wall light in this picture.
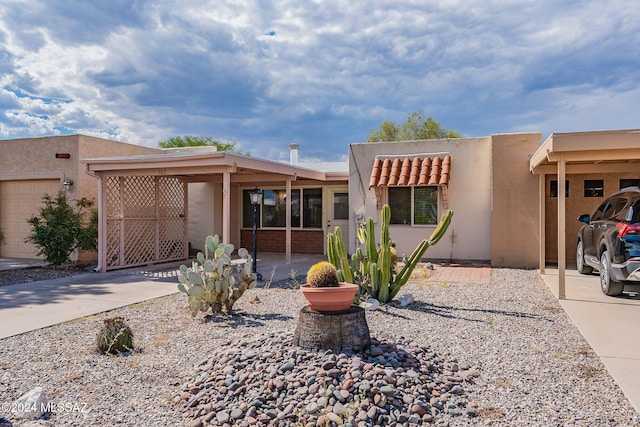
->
[62,178,73,191]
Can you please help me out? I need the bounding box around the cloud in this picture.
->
[0,0,639,159]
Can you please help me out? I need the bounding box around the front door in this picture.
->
[325,187,350,254]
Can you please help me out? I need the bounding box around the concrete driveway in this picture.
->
[540,268,640,414]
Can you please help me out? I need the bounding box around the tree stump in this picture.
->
[293,305,371,352]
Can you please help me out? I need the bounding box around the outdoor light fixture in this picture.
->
[62,178,73,191]
[248,187,263,281]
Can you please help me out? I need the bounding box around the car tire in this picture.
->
[576,239,593,274]
[600,250,624,296]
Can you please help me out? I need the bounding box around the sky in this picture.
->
[1,1,639,163]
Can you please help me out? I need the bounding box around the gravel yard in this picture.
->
[1,268,639,426]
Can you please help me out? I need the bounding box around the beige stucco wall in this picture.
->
[0,135,161,259]
[349,138,493,263]
[490,133,541,268]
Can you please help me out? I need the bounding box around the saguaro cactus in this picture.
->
[327,204,453,303]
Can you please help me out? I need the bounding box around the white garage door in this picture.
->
[0,179,61,258]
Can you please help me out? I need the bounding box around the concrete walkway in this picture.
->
[0,253,325,339]
[540,268,640,414]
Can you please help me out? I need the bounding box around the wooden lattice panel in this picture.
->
[123,219,156,265]
[105,177,122,218]
[124,176,156,218]
[105,219,121,267]
[104,176,185,270]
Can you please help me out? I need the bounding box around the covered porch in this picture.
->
[83,151,347,272]
[529,129,640,298]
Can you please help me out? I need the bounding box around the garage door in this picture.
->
[0,179,61,258]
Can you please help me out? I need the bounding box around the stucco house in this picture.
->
[1,130,639,287]
[0,135,161,259]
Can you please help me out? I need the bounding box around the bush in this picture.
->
[25,193,98,265]
[0,227,5,246]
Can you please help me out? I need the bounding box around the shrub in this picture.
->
[25,193,98,265]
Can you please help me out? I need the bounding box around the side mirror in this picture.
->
[578,214,590,223]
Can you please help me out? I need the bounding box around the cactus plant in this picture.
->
[96,317,134,355]
[327,204,453,303]
[177,235,257,316]
[306,261,340,288]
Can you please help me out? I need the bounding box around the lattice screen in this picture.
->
[104,176,186,270]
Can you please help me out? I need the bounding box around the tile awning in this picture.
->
[369,154,451,187]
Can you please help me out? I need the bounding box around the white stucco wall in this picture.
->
[348,138,493,263]
[187,182,216,252]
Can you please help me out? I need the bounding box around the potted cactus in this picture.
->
[300,261,358,312]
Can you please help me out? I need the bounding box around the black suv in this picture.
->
[577,187,640,296]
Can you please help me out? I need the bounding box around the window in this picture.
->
[261,189,301,227]
[388,186,438,225]
[550,180,569,198]
[620,179,640,190]
[584,180,604,197]
[242,191,260,228]
[333,192,349,220]
[303,188,322,228]
[243,188,319,229]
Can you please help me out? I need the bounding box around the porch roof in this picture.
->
[530,129,640,175]
[82,151,348,183]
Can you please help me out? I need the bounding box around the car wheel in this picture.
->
[576,239,593,274]
[600,250,624,296]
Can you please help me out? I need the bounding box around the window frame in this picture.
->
[242,187,322,230]
[387,186,439,226]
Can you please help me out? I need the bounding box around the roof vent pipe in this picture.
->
[289,143,299,164]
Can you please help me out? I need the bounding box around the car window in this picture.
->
[609,197,629,219]
[625,199,640,222]
[591,200,610,221]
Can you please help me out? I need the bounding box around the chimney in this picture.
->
[289,143,299,164]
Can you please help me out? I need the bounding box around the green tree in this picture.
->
[158,135,250,155]
[367,111,462,142]
[26,193,98,265]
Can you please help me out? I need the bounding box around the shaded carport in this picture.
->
[83,151,346,272]
[529,129,640,298]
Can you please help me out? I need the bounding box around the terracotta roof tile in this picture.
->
[369,154,451,187]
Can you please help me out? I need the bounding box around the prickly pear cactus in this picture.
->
[177,235,258,316]
[96,317,134,355]
[306,261,339,287]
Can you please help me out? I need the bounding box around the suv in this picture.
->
[577,187,640,296]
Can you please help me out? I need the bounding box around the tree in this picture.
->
[158,136,250,155]
[25,193,98,266]
[367,111,462,142]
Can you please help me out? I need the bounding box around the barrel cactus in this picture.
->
[306,261,340,288]
[328,204,453,303]
[97,317,134,355]
[177,234,257,316]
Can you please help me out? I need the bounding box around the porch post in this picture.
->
[222,172,231,244]
[558,155,566,299]
[96,175,106,272]
[539,173,545,274]
[286,179,292,264]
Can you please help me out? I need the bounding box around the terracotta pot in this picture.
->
[300,282,359,312]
